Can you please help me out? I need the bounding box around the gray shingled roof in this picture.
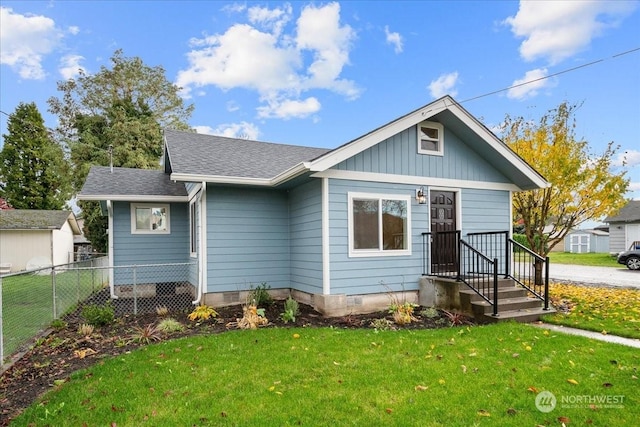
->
[80,166,188,198]
[605,200,640,223]
[164,129,331,179]
[0,210,78,232]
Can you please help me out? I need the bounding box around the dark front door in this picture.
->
[430,191,458,273]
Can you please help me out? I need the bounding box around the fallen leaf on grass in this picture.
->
[461,365,467,374]
[567,378,579,385]
[476,409,490,417]
[414,385,428,391]
[506,408,517,415]
[602,382,613,388]
[558,416,570,423]
[527,386,539,393]
[385,408,393,414]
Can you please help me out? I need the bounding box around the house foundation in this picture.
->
[418,276,461,311]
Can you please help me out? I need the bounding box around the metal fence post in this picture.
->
[133,266,137,316]
[1,275,4,364]
[52,267,57,319]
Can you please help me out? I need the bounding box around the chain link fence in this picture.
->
[1,258,196,366]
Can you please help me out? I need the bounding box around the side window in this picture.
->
[417,121,444,156]
[189,201,197,254]
[131,204,170,234]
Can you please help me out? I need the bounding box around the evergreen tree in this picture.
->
[0,102,71,209]
[48,49,193,251]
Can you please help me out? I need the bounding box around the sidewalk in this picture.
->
[548,263,639,289]
[531,323,640,349]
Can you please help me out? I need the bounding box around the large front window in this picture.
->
[349,193,411,257]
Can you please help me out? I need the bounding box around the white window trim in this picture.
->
[348,192,412,258]
[417,120,444,156]
[130,203,171,234]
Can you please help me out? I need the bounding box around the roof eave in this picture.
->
[78,194,189,202]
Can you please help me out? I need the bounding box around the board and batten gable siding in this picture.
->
[289,179,324,295]
[112,201,190,285]
[333,125,510,183]
[205,186,290,293]
[327,179,428,295]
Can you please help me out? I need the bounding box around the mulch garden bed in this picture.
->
[0,300,471,425]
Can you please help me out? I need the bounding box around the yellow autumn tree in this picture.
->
[502,101,629,258]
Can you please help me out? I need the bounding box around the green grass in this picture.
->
[544,283,640,339]
[1,269,107,360]
[11,324,640,426]
[547,252,619,267]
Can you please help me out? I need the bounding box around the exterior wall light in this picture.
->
[416,187,427,204]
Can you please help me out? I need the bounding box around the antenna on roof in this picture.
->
[108,145,113,173]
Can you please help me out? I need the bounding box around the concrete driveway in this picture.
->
[548,263,639,289]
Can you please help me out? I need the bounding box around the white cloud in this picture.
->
[384,25,403,53]
[257,96,321,119]
[68,26,80,35]
[0,6,63,79]
[506,68,555,100]
[176,2,360,119]
[504,1,637,65]
[613,149,640,167]
[428,72,459,98]
[226,100,240,112]
[195,122,260,140]
[247,3,292,36]
[58,54,85,79]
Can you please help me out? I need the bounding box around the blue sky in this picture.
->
[1,1,639,206]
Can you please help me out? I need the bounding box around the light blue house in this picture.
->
[79,96,549,316]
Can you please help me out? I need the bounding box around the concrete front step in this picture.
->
[471,296,544,316]
[480,307,557,323]
[459,286,527,303]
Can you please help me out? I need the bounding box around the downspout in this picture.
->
[107,200,117,299]
[192,182,207,304]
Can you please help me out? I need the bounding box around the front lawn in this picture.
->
[11,324,639,426]
[547,252,619,267]
[544,282,640,339]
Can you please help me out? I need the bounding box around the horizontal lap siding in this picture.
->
[328,179,427,295]
[290,180,323,294]
[112,202,190,285]
[460,189,511,234]
[206,187,290,292]
[334,126,509,183]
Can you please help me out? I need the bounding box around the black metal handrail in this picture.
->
[509,238,550,310]
[421,231,460,279]
[459,239,499,316]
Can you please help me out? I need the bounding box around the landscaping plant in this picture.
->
[248,282,273,307]
[187,304,218,322]
[81,302,115,327]
[280,296,300,323]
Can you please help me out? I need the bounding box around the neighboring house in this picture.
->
[605,200,640,254]
[78,96,549,316]
[0,210,82,273]
[563,229,610,253]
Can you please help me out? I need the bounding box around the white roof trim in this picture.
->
[170,161,312,187]
[312,169,524,192]
[78,195,188,202]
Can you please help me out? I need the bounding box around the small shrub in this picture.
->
[188,305,218,322]
[248,282,273,307]
[370,318,395,331]
[157,318,185,333]
[82,302,115,327]
[51,319,67,330]
[280,296,300,323]
[227,304,268,329]
[441,310,471,326]
[77,323,95,336]
[420,307,440,319]
[129,324,162,344]
[156,305,169,316]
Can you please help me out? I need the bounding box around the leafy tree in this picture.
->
[48,49,194,251]
[503,101,628,259]
[0,102,71,209]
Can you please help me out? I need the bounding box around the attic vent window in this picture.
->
[417,121,444,156]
